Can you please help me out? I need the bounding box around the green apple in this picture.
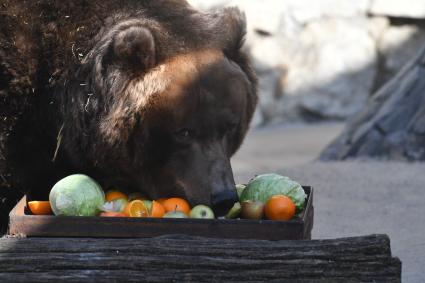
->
[142,200,152,214]
[225,202,241,219]
[189,205,215,219]
[235,184,246,199]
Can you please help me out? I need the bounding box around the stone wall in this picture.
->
[188,0,425,126]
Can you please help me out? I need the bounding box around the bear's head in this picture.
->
[59,6,257,215]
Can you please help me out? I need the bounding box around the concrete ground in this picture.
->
[231,123,425,283]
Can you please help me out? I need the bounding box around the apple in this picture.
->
[241,200,264,220]
[225,202,241,219]
[235,184,246,199]
[189,205,215,219]
[142,200,152,214]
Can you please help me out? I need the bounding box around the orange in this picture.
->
[162,197,191,215]
[123,200,149,217]
[265,195,296,221]
[100,211,126,217]
[150,201,165,218]
[28,201,53,215]
[105,190,128,202]
[156,198,168,205]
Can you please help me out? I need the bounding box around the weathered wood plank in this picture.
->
[0,234,401,282]
[0,270,401,283]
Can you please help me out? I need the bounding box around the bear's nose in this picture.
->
[210,189,238,217]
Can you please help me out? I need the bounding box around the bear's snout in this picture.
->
[210,189,238,216]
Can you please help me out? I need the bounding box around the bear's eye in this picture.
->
[174,128,193,143]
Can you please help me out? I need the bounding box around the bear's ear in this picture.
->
[111,26,156,71]
[216,7,247,55]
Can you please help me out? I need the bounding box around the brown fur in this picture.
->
[0,0,257,224]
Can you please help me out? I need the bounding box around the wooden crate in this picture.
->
[8,187,313,240]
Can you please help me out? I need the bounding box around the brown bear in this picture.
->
[0,0,257,227]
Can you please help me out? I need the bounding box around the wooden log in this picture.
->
[0,234,401,282]
[320,44,425,161]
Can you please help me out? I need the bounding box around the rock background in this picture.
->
[188,0,425,126]
[319,44,425,161]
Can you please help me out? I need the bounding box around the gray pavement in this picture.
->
[232,123,425,283]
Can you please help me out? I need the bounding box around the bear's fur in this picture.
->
[0,0,257,228]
